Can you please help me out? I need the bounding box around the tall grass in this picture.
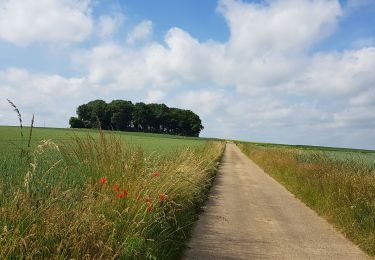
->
[6,99,34,160]
[0,132,224,259]
[237,142,375,256]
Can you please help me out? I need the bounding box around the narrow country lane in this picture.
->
[183,143,369,260]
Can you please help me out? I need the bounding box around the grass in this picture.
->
[0,126,213,155]
[240,141,375,168]
[238,140,375,153]
[0,125,225,258]
[237,141,375,257]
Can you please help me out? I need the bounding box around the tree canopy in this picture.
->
[69,99,204,137]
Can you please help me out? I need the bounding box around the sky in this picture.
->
[0,0,375,149]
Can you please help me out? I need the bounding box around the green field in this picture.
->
[0,125,225,259]
[242,141,375,168]
[0,126,212,155]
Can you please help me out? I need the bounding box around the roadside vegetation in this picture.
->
[0,118,224,258]
[237,142,375,256]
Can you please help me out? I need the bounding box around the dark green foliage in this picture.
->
[70,100,204,137]
[133,102,151,131]
[69,117,85,128]
[109,100,134,131]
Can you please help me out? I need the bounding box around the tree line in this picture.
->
[69,99,204,137]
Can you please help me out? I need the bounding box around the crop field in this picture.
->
[0,126,225,259]
[0,126,211,154]
[237,141,375,256]
[244,141,375,168]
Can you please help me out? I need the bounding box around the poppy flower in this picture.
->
[117,189,129,199]
[100,177,107,184]
[159,193,167,202]
[152,172,160,177]
[117,193,125,199]
[113,183,120,192]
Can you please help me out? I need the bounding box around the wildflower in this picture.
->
[159,193,167,202]
[152,172,160,177]
[100,177,107,184]
[113,183,120,192]
[117,189,129,199]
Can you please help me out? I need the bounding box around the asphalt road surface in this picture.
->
[183,143,369,260]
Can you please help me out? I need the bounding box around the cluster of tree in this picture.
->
[69,99,204,137]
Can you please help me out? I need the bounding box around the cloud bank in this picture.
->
[0,0,374,149]
[0,0,93,45]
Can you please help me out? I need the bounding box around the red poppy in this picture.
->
[117,189,129,199]
[113,183,120,192]
[152,172,160,177]
[100,177,107,184]
[117,193,125,199]
[159,193,167,202]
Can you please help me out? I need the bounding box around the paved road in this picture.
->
[183,143,369,260]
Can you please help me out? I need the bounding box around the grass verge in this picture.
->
[0,132,224,259]
[237,142,375,257]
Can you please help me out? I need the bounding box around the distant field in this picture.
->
[0,126,211,155]
[241,141,375,153]
[242,141,375,168]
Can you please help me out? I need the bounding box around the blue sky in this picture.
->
[0,0,375,149]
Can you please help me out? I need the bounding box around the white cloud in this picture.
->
[0,0,93,45]
[2,0,375,149]
[127,20,153,45]
[76,42,179,89]
[0,68,88,127]
[332,107,375,128]
[77,0,344,92]
[213,0,342,89]
[218,0,342,55]
[350,88,375,106]
[177,90,226,116]
[0,68,84,96]
[97,13,124,38]
[292,48,375,95]
[146,90,165,103]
